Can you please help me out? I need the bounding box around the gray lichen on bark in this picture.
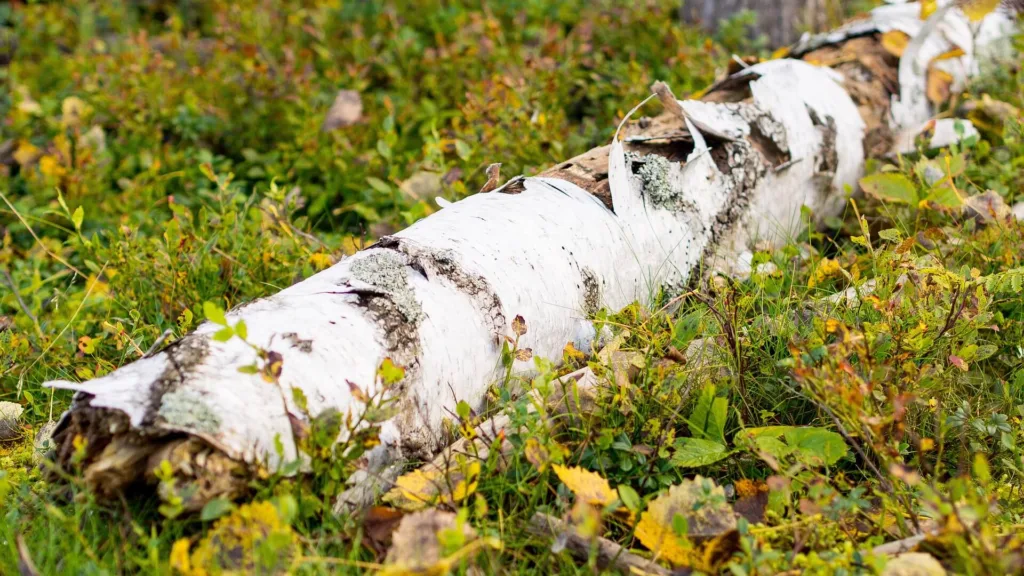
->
[350,251,424,324]
[157,389,222,435]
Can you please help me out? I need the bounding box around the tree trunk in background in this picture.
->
[682,0,835,46]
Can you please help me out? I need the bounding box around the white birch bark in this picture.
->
[45,2,1017,494]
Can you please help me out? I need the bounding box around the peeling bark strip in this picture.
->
[46,3,1017,500]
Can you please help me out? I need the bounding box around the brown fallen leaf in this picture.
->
[926,69,953,106]
[963,190,1012,224]
[321,89,363,131]
[384,509,479,573]
[480,163,502,193]
[362,506,406,555]
[733,479,769,525]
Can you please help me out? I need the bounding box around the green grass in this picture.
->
[3,1,1024,574]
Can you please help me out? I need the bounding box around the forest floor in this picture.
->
[2,1,1024,574]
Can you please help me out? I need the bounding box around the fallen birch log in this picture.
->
[44,2,1018,504]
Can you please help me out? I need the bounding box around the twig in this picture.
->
[2,266,42,338]
[16,534,41,576]
[527,512,671,576]
[0,190,85,278]
[935,285,967,341]
[143,329,174,358]
[804,392,892,493]
[871,532,930,556]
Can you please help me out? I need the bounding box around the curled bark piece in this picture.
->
[528,512,671,576]
[44,5,1018,507]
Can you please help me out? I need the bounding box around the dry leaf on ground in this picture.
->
[634,476,737,568]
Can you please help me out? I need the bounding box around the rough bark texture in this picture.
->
[44,2,1018,509]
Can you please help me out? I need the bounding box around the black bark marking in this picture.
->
[379,237,506,346]
[808,107,839,179]
[282,332,314,353]
[145,335,210,427]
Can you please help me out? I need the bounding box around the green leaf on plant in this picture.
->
[378,358,405,385]
[234,319,247,341]
[739,426,847,467]
[688,384,728,445]
[618,485,641,513]
[860,173,918,204]
[671,437,730,468]
[203,301,227,326]
[200,498,235,521]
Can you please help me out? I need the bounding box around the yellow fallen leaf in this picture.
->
[13,141,40,166]
[524,437,550,472]
[933,47,965,61]
[809,258,843,288]
[308,252,333,270]
[880,30,910,57]
[385,461,480,511]
[169,538,192,574]
[552,464,617,507]
[920,0,938,19]
[634,476,737,568]
[770,45,791,60]
[189,501,298,575]
[961,0,1001,22]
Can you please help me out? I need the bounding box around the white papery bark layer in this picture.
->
[47,2,1016,478]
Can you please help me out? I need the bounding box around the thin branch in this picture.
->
[527,512,671,576]
[2,266,42,338]
[143,329,175,358]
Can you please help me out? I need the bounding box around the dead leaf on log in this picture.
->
[926,69,954,106]
[480,163,502,192]
[881,30,910,57]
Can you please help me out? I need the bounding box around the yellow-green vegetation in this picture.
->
[2,0,1024,574]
